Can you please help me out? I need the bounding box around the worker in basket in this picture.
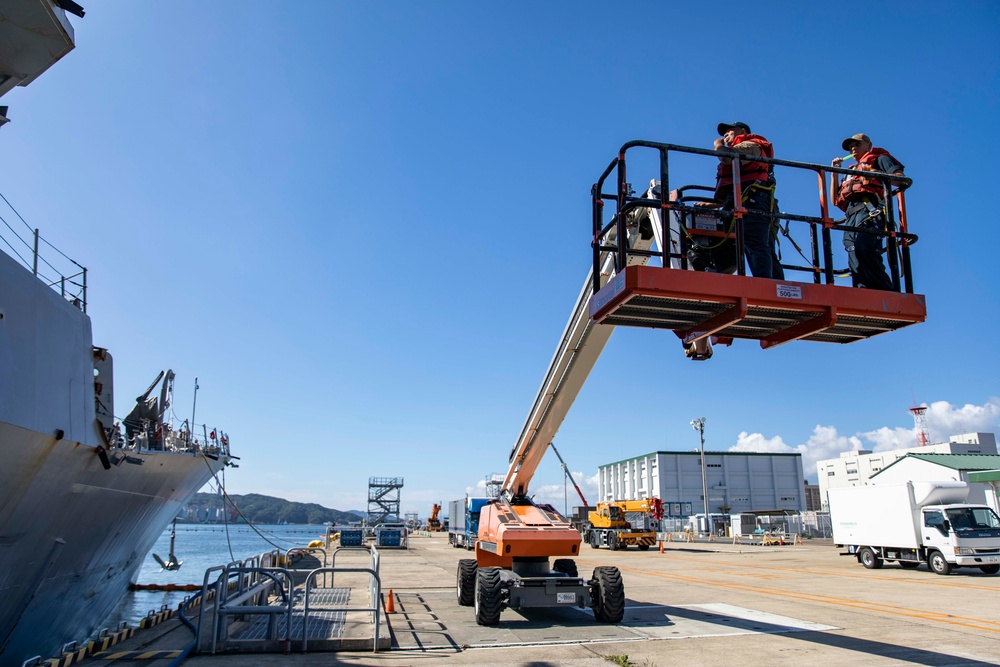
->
[685,121,783,360]
[832,133,906,291]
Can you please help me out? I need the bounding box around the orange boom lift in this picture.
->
[457,141,924,626]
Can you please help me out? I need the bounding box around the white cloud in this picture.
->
[728,397,1000,481]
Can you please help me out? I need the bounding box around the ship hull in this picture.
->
[0,420,225,663]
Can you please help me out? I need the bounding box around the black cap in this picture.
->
[718,121,751,136]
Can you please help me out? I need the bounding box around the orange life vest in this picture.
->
[835,148,903,211]
[715,134,773,200]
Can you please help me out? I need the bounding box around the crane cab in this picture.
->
[589,141,926,348]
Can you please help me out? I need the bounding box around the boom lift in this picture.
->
[458,141,925,627]
[425,503,443,531]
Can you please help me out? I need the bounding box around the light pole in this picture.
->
[691,417,708,536]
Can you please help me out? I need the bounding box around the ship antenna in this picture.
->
[190,377,199,449]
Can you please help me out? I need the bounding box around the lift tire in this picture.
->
[590,566,625,624]
[928,550,951,575]
[898,561,920,569]
[858,547,883,569]
[637,544,650,551]
[553,558,578,578]
[456,559,477,606]
[608,532,620,551]
[588,531,600,549]
[980,564,1000,575]
[474,567,503,625]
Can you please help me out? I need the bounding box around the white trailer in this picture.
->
[828,481,1000,575]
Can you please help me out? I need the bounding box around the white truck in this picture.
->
[828,481,1000,575]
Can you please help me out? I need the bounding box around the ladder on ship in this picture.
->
[588,140,925,348]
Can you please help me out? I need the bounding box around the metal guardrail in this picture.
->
[592,140,916,294]
[194,545,384,654]
[0,213,88,311]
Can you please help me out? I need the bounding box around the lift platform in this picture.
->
[589,140,927,347]
[590,266,926,349]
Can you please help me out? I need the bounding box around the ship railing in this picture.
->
[0,212,89,311]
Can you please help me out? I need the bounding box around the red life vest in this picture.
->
[835,148,904,211]
[715,134,773,199]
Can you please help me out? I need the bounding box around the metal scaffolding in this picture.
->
[367,477,403,527]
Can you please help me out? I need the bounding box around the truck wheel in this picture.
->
[588,531,600,549]
[637,544,650,551]
[859,547,883,569]
[456,559,477,606]
[980,564,1000,575]
[474,567,503,625]
[590,566,625,624]
[928,550,951,575]
[898,561,920,569]
[608,532,620,551]
[553,558,578,578]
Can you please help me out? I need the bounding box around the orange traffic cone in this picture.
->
[658,541,664,554]
[386,589,396,613]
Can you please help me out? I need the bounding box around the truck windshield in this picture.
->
[945,507,1000,532]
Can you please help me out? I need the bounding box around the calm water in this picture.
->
[101,523,329,628]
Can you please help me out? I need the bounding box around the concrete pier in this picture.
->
[68,532,1000,666]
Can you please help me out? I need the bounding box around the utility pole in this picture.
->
[691,417,708,536]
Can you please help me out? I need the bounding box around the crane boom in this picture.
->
[550,442,589,507]
[501,196,671,500]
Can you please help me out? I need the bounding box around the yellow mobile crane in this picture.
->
[586,498,664,551]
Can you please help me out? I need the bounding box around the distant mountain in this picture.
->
[183,492,364,525]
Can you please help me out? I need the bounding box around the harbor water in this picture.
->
[101,523,327,629]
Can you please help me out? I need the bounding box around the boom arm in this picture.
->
[501,196,668,501]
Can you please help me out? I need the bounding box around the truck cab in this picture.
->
[920,504,1000,574]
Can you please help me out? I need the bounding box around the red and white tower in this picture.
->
[909,405,930,448]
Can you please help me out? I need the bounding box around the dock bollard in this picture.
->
[386,589,396,614]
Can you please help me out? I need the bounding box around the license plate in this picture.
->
[557,592,576,604]
[984,556,1000,563]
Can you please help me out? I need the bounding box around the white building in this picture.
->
[597,451,806,515]
[816,432,997,508]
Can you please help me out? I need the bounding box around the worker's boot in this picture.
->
[683,339,713,361]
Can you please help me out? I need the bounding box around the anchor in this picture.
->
[152,518,183,571]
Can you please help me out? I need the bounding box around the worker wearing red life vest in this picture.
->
[711,121,784,281]
[684,122,783,361]
[831,133,906,291]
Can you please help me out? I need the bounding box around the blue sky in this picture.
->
[3,2,999,518]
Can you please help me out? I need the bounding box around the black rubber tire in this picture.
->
[588,531,600,549]
[608,532,620,551]
[899,561,920,569]
[928,550,951,575]
[980,564,1000,575]
[474,567,503,625]
[637,544,651,551]
[456,559,477,606]
[590,566,625,624]
[553,558,578,578]
[859,547,883,569]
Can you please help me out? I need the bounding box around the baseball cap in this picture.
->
[841,133,872,150]
[718,121,751,136]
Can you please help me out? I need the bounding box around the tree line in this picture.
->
[183,492,363,525]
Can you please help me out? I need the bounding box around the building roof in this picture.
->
[968,469,1000,483]
[599,450,802,469]
[871,453,1000,477]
